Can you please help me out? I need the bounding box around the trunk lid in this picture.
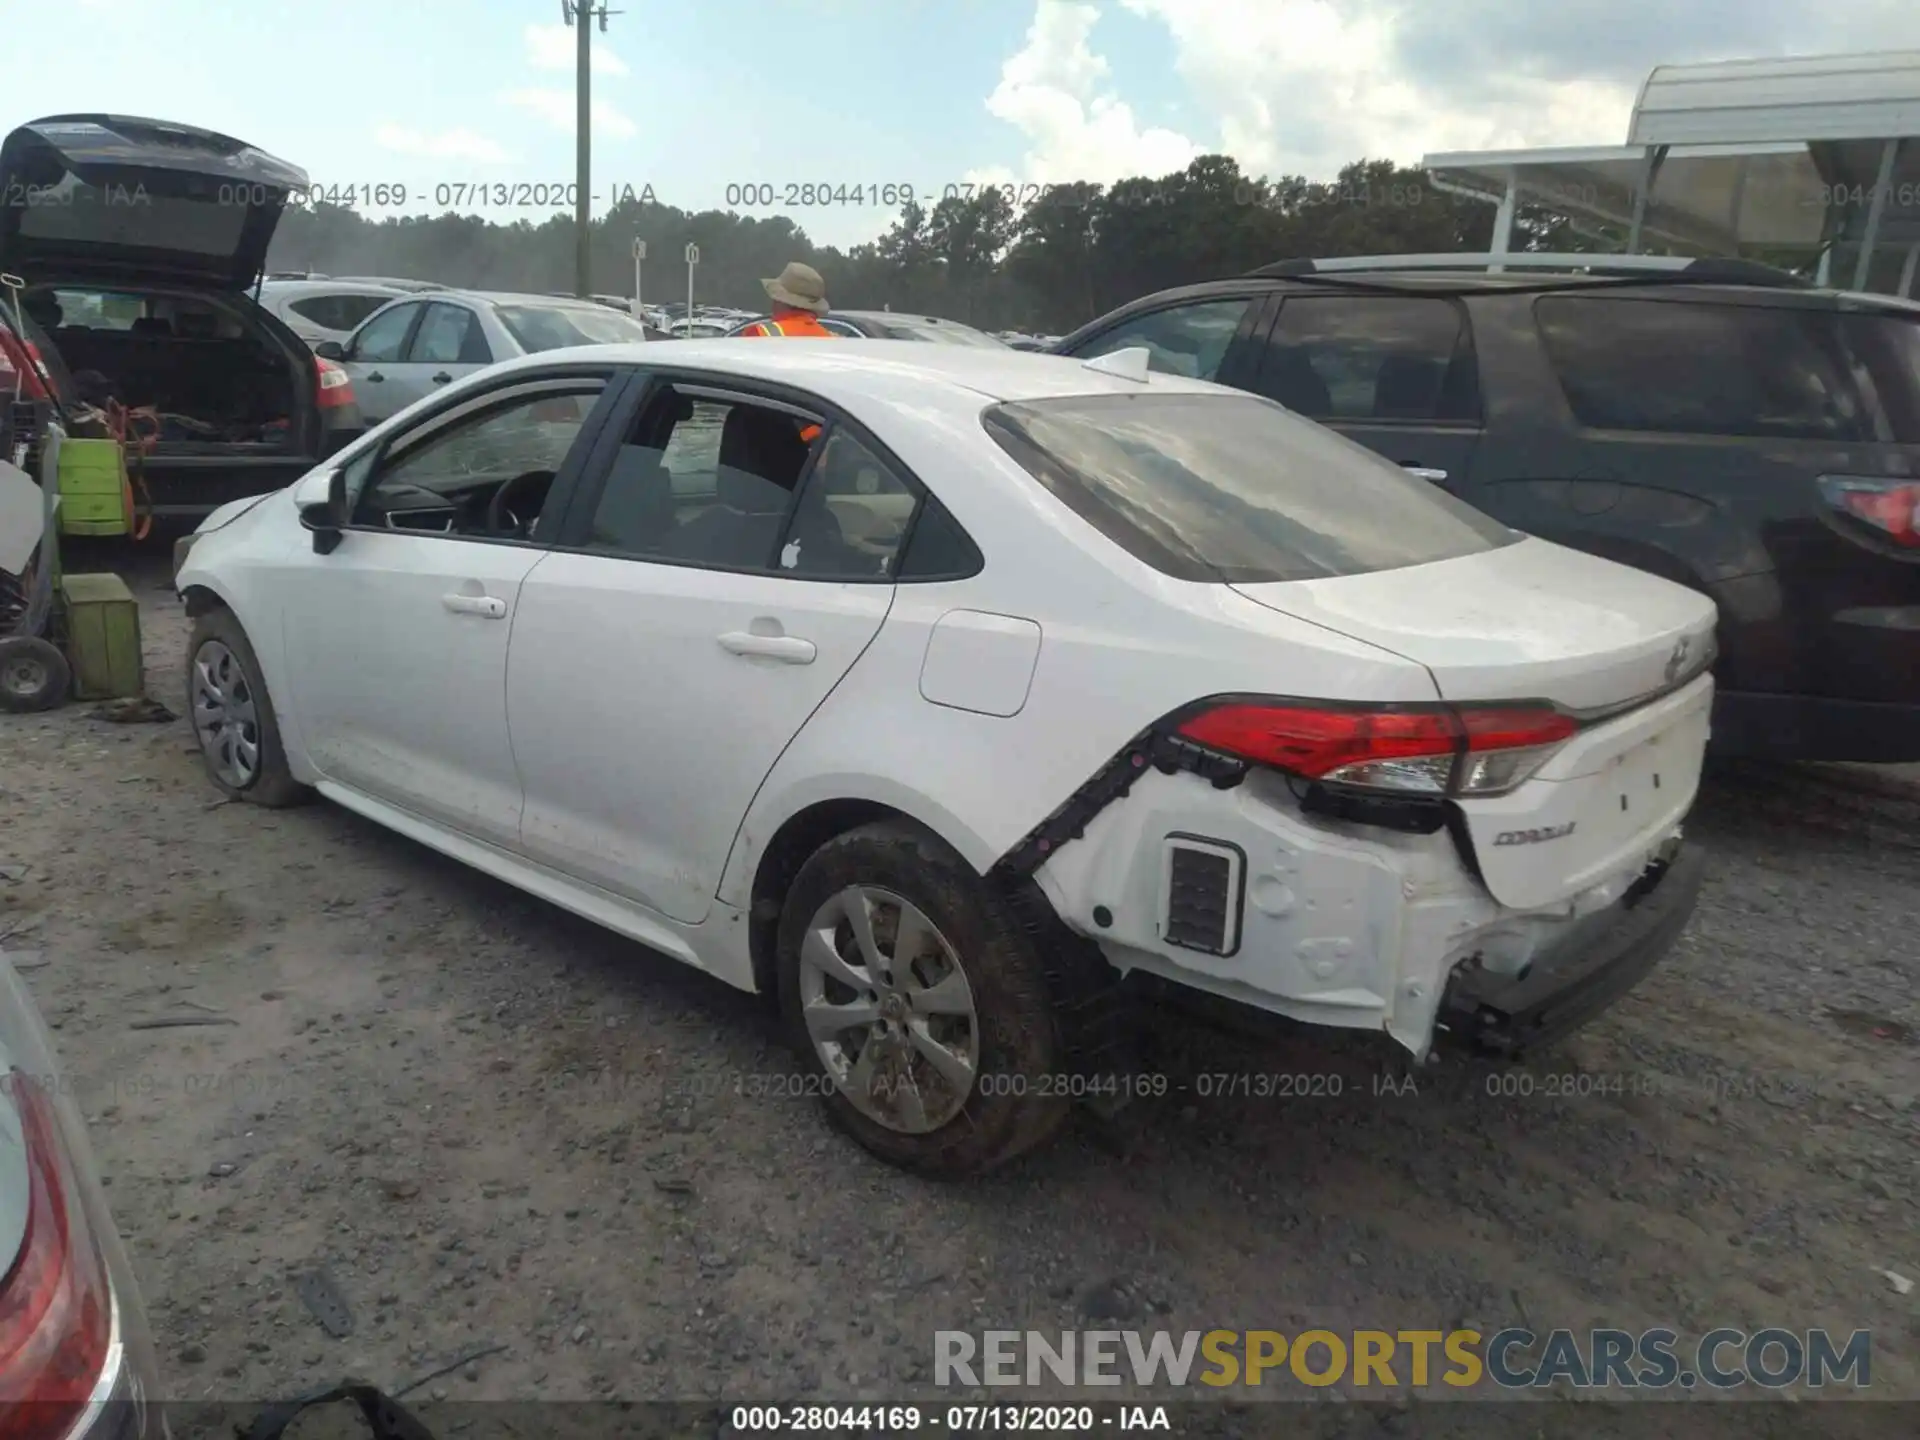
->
[0,115,306,290]
[1231,537,1720,911]
[1228,536,1718,713]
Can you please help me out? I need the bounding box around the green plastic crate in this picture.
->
[56,438,129,536]
[59,572,144,700]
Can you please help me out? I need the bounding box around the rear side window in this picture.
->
[982,393,1517,584]
[1537,297,1920,443]
[1251,296,1480,422]
[289,293,391,333]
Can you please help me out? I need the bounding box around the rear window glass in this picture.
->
[497,305,652,352]
[17,171,250,256]
[1537,297,1920,443]
[982,393,1517,584]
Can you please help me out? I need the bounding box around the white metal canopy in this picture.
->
[1422,51,1920,295]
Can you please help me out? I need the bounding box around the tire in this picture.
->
[0,636,71,713]
[775,821,1078,1178]
[184,608,310,807]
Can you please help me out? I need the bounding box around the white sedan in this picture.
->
[173,340,1718,1176]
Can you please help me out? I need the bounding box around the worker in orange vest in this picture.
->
[736,261,836,338]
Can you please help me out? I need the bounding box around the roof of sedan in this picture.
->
[504,337,1224,404]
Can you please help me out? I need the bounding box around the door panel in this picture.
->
[343,301,425,426]
[282,532,541,848]
[506,558,891,922]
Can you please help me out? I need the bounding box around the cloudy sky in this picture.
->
[9,0,1914,248]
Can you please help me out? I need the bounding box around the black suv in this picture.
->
[1055,254,1920,763]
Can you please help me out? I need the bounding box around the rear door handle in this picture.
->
[1402,465,1449,483]
[718,631,816,663]
[432,372,452,384]
[442,593,507,619]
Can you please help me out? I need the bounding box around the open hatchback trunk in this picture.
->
[0,117,340,508]
[1231,537,1721,911]
[0,114,306,290]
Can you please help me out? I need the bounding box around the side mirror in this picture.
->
[312,339,347,361]
[297,468,348,554]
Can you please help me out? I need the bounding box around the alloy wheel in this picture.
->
[797,885,981,1134]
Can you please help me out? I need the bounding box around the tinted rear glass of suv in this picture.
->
[1537,296,1920,443]
[981,393,1517,584]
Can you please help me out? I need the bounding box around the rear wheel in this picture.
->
[0,636,70,713]
[185,609,309,807]
[776,822,1073,1177]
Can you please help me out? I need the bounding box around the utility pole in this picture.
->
[562,0,620,298]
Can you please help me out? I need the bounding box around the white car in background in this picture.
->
[257,278,416,350]
[314,290,656,427]
[172,341,1716,1176]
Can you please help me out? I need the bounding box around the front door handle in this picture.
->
[432,371,452,384]
[718,631,816,663]
[1402,465,1449,483]
[442,593,507,619]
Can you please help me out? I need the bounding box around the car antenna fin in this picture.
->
[1080,346,1152,382]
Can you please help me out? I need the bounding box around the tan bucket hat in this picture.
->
[762,261,829,314]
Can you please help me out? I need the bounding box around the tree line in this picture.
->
[268,156,1605,333]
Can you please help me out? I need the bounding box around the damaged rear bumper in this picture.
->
[1435,837,1704,1058]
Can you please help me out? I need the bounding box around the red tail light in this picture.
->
[0,334,48,403]
[1818,475,1920,547]
[1176,701,1578,797]
[0,1071,112,1436]
[314,356,355,409]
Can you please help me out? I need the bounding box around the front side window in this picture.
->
[350,303,419,363]
[353,381,604,536]
[1072,299,1252,381]
[411,304,491,365]
[1251,296,1479,422]
[983,392,1516,585]
[1538,296,1920,443]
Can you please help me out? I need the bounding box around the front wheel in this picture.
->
[776,822,1073,1177]
[184,609,310,807]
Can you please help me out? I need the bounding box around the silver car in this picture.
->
[256,280,413,350]
[315,290,657,426]
[0,955,161,1436]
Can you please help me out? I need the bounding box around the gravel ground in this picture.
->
[0,555,1914,1427]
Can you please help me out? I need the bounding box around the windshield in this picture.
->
[984,392,1517,584]
[495,304,652,352]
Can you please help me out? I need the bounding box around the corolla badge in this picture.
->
[1494,822,1577,846]
[1663,636,1692,684]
